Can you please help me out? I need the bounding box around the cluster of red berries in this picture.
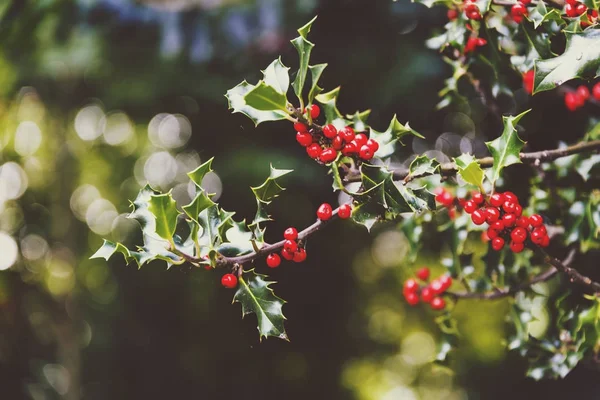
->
[463,0,482,20]
[294,106,380,164]
[580,8,598,27]
[464,37,487,54]
[403,267,451,310]
[510,0,530,23]
[564,83,600,111]
[564,0,590,18]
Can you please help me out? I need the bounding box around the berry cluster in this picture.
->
[463,0,482,20]
[403,267,451,310]
[564,0,589,18]
[564,83,600,111]
[295,106,380,164]
[511,0,530,23]
[464,37,487,54]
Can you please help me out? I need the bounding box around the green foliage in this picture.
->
[291,16,318,108]
[369,115,423,160]
[454,154,484,190]
[226,81,289,126]
[250,165,293,227]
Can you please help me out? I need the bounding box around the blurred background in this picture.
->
[1,0,599,399]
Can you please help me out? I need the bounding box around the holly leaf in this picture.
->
[315,87,344,125]
[233,269,287,341]
[308,63,327,105]
[148,192,181,241]
[534,29,600,94]
[187,157,213,188]
[128,184,160,239]
[250,165,293,226]
[347,110,371,132]
[244,81,288,112]
[226,81,288,126]
[91,240,135,264]
[183,191,215,223]
[576,154,600,181]
[454,153,485,189]
[409,155,440,178]
[485,110,529,187]
[262,58,290,95]
[291,16,317,106]
[527,2,564,29]
[369,114,423,160]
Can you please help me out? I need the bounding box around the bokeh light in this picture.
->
[0,231,19,270]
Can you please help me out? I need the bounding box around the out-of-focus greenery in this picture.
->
[1,0,600,399]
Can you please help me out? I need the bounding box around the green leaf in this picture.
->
[576,154,600,181]
[409,155,440,178]
[250,165,293,226]
[244,81,289,112]
[534,29,600,94]
[315,87,343,124]
[262,58,290,95]
[91,240,133,264]
[188,157,214,188]
[128,184,160,238]
[369,114,423,159]
[347,110,371,132]
[291,16,317,107]
[485,110,529,187]
[454,154,485,189]
[308,63,327,105]
[148,192,181,241]
[183,191,215,222]
[527,2,564,29]
[233,269,287,341]
[226,81,288,126]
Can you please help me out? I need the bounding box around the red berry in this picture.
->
[516,216,530,228]
[489,193,505,207]
[322,124,337,139]
[431,297,446,310]
[319,148,338,163]
[306,104,320,119]
[565,3,578,17]
[513,14,523,23]
[403,278,419,294]
[510,241,525,253]
[566,0,577,5]
[283,239,298,253]
[339,126,355,142]
[593,83,600,100]
[342,142,358,156]
[294,122,307,133]
[465,3,481,19]
[464,200,477,214]
[523,70,534,94]
[503,201,517,214]
[576,3,587,15]
[221,273,238,289]
[565,92,580,111]
[531,227,546,244]
[491,237,505,251]
[503,213,517,228]
[485,207,501,223]
[359,145,374,160]
[439,275,453,291]
[266,253,281,268]
[317,203,333,220]
[284,227,298,240]
[437,190,454,207]
[529,214,543,227]
[503,192,518,203]
[354,134,368,148]
[281,248,294,260]
[306,143,322,159]
[338,204,352,219]
[487,227,499,239]
[464,37,479,53]
[405,292,420,306]
[577,85,590,101]
[366,139,379,152]
[511,227,527,243]
[416,267,430,281]
[421,287,434,303]
[332,136,344,150]
[430,279,444,295]
[514,204,523,217]
[471,209,486,225]
[296,131,313,147]
[540,235,550,247]
[511,3,527,17]
[472,192,484,204]
[293,248,307,263]
[447,8,458,20]
[491,220,505,231]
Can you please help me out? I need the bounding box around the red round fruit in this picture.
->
[511,227,527,243]
[294,122,308,133]
[523,70,534,94]
[529,214,543,227]
[354,134,368,148]
[437,190,454,207]
[566,0,578,5]
[296,131,313,147]
[565,3,578,17]
[281,248,294,260]
[491,220,505,231]
[540,235,550,247]
[510,241,525,253]
[565,92,580,111]
[306,143,322,159]
[514,204,523,217]
[492,237,505,251]
[531,227,546,244]
[576,3,587,15]
[503,192,518,203]
[489,193,505,207]
[405,292,420,306]
[359,145,374,160]
[471,209,486,225]
[431,297,446,311]
[322,124,337,139]
[439,275,453,291]
[487,227,499,239]
[339,126,355,142]
[503,200,517,214]
[577,85,590,101]
[319,148,338,163]
[447,8,458,20]
[338,204,352,219]
[284,227,298,240]
[342,142,358,156]
[464,200,477,214]
[416,267,430,281]
[511,3,527,18]
[593,83,600,101]
[221,273,238,289]
[306,104,320,119]
[430,279,444,295]
[267,253,281,268]
[503,213,517,227]
[366,139,379,152]
[317,203,333,221]
[485,207,501,223]
[332,135,344,150]
[293,248,307,263]
[403,278,419,294]
[472,192,484,204]
[516,216,530,228]
[283,239,298,253]
[421,287,434,303]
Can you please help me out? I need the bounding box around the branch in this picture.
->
[449,248,577,300]
[539,248,600,292]
[345,139,600,183]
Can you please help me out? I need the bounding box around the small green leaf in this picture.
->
[91,240,132,263]
[409,155,440,178]
[291,16,317,106]
[226,81,288,126]
[315,87,343,124]
[233,269,287,341]
[347,110,371,132]
[148,192,181,241]
[534,29,600,94]
[262,58,290,95]
[128,184,160,237]
[308,63,327,105]
[576,154,600,181]
[369,114,423,159]
[454,154,485,189]
[183,191,215,222]
[250,165,293,226]
[485,110,529,187]
[244,81,289,112]
[527,2,564,29]
[188,157,214,188]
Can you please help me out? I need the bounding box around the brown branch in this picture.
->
[539,248,600,292]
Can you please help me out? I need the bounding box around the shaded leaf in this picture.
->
[250,165,293,226]
[315,87,344,125]
[291,16,317,106]
[91,240,134,264]
[409,155,440,178]
[308,63,327,105]
[369,114,423,160]
[262,58,290,95]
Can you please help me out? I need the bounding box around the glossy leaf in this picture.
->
[91,240,134,264]
[244,81,288,112]
[454,153,484,189]
[369,114,423,159]
[148,192,181,241]
[308,63,327,105]
[250,165,293,226]
[233,269,288,341]
[187,157,214,188]
[315,87,344,125]
[226,81,288,126]
[262,58,290,95]
[409,155,440,178]
[291,16,317,106]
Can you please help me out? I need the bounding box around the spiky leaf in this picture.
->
[454,154,485,189]
[369,114,423,160]
[262,58,290,95]
[148,192,181,241]
[226,81,288,126]
[291,16,317,106]
[91,240,134,264]
[308,63,327,105]
[188,158,214,188]
[244,81,289,112]
[315,87,343,125]
[250,165,293,226]
[409,155,440,178]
